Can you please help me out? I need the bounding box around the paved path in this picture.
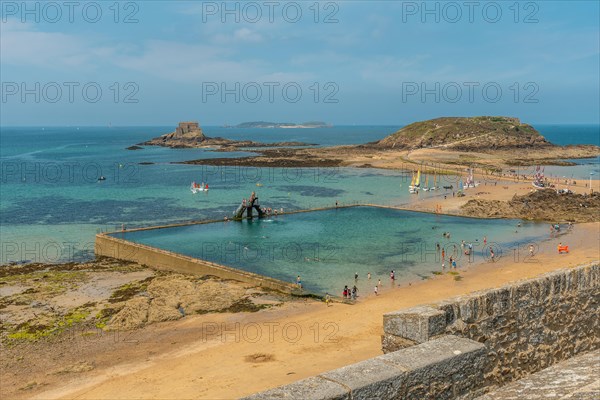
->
[478,350,599,399]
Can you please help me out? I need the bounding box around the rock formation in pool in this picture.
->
[373,116,552,150]
[138,121,315,149]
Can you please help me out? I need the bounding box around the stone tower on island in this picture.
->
[151,121,206,146]
[175,122,202,136]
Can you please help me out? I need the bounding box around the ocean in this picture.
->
[1,124,598,264]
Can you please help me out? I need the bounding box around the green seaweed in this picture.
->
[108,276,154,303]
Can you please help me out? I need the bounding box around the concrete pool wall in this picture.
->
[95,232,301,294]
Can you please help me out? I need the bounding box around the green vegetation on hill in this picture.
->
[375,116,550,150]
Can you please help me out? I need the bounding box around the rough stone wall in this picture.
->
[178,121,200,133]
[383,263,600,388]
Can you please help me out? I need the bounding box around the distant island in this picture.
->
[136,121,316,149]
[180,116,600,169]
[133,117,599,169]
[233,121,332,129]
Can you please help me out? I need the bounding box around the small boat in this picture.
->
[256,183,263,187]
[532,166,546,189]
[98,176,106,181]
[465,168,478,188]
[409,170,421,194]
[191,182,209,193]
[422,175,430,191]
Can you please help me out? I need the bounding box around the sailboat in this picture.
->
[532,166,546,189]
[465,168,479,189]
[422,175,430,191]
[409,170,420,194]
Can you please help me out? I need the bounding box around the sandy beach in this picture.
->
[0,216,593,400]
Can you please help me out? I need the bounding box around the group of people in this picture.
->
[342,285,358,300]
[435,235,499,268]
[339,270,394,299]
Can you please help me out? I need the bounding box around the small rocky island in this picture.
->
[136,121,315,149]
[234,121,332,128]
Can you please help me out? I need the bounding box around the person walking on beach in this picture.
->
[529,244,534,257]
[390,270,395,281]
[325,293,331,307]
[441,248,445,260]
[483,236,487,245]
[355,272,359,280]
[489,247,495,262]
[352,285,358,300]
[367,272,371,280]
[343,286,348,298]
[374,285,379,296]
[378,278,381,287]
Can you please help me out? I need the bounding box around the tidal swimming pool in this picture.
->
[112,206,549,295]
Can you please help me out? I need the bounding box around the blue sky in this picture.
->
[1,1,599,125]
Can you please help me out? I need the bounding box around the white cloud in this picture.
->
[0,19,92,69]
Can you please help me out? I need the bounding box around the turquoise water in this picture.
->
[1,124,597,263]
[113,206,548,295]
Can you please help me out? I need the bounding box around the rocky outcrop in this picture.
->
[106,274,263,331]
[139,121,314,149]
[142,122,207,148]
[460,190,600,222]
[374,116,552,150]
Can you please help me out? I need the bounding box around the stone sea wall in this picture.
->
[244,335,487,400]
[245,263,599,399]
[382,263,599,386]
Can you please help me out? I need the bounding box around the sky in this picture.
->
[1,0,599,126]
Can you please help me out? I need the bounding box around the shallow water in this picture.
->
[1,125,596,264]
[113,206,549,295]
